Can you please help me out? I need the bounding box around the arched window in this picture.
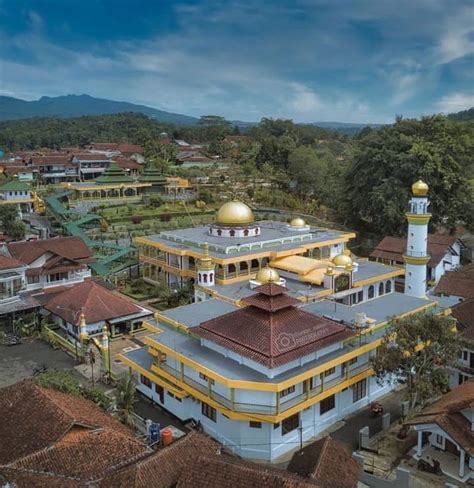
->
[198,273,202,282]
[240,261,248,272]
[203,274,208,283]
[368,285,375,299]
[379,282,384,296]
[217,229,222,236]
[255,228,259,235]
[209,273,213,282]
[386,280,392,293]
[243,229,249,236]
[229,229,235,237]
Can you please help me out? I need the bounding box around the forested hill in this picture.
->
[0,94,199,125]
[0,113,345,151]
[448,107,474,121]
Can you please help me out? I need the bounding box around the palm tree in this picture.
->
[115,372,138,425]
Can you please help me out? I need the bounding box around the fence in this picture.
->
[42,324,83,360]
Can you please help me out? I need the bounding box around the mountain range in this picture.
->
[0,94,383,129]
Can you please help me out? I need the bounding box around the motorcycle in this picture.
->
[370,401,384,417]
[417,458,442,475]
[33,364,48,376]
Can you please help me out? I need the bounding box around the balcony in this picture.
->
[157,361,372,416]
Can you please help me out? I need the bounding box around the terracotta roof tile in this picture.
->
[435,265,474,299]
[371,235,459,267]
[7,236,93,265]
[100,431,220,488]
[44,280,148,325]
[287,436,359,488]
[452,299,474,341]
[177,455,316,487]
[196,287,354,367]
[406,379,474,455]
[0,254,25,270]
[0,381,136,466]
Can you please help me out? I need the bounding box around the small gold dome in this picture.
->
[332,253,353,267]
[290,217,306,228]
[412,180,429,196]
[216,201,255,225]
[255,266,280,284]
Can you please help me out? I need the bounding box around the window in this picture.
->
[279,385,295,398]
[273,422,280,430]
[201,402,216,422]
[349,357,357,365]
[462,350,468,361]
[320,394,335,415]
[199,372,215,385]
[378,282,384,296]
[324,367,336,377]
[386,280,392,293]
[357,290,363,303]
[352,379,367,402]
[282,413,299,435]
[167,391,182,402]
[368,285,375,299]
[249,421,262,429]
[140,374,152,388]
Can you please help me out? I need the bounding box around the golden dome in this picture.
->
[412,180,429,196]
[332,253,353,267]
[255,266,280,284]
[216,201,255,225]
[289,217,307,228]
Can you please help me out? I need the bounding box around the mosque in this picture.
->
[122,181,459,461]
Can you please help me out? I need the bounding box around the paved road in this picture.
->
[331,389,403,450]
[0,339,77,388]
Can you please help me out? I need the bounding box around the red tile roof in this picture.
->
[100,431,220,488]
[177,454,316,488]
[406,379,474,455]
[45,280,147,325]
[0,381,137,466]
[30,155,72,165]
[114,156,141,170]
[72,153,111,161]
[0,254,25,270]
[435,264,474,299]
[7,236,93,265]
[195,284,354,367]
[453,299,474,341]
[371,235,459,267]
[287,436,360,488]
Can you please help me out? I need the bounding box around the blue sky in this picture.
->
[0,0,473,123]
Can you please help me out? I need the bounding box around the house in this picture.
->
[0,179,36,217]
[29,154,78,183]
[44,280,153,340]
[71,153,111,180]
[6,236,94,291]
[0,381,323,488]
[176,149,212,166]
[435,263,474,300]
[0,381,150,487]
[370,234,461,287]
[222,135,251,146]
[114,156,142,176]
[406,379,474,483]
[287,435,360,488]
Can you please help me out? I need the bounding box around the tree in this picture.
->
[371,312,463,410]
[115,372,138,425]
[344,115,474,235]
[288,146,328,196]
[0,205,26,240]
[198,115,230,126]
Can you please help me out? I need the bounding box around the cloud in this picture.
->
[390,73,420,105]
[436,7,474,64]
[436,92,474,113]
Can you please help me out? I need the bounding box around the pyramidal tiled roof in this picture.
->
[138,164,167,184]
[195,284,355,367]
[95,161,135,184]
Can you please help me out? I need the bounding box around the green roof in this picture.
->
[0,179,31,192]
[137,164,167,184]
[94,162,135,184]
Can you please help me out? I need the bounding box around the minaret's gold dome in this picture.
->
[289,217,306,228]
[412,180,429,196]
[255,266,280,284]
[332,253,353,267]
[216,201,255,225]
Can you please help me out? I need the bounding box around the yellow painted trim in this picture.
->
[405,213,431,225]
[0,198,35,204]
[353,269,405,287]
[118,353,187,398]
[403,254,431,265]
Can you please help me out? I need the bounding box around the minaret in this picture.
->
[404,180,431,297]
[101,324,110,376]
[194,243,215,302]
